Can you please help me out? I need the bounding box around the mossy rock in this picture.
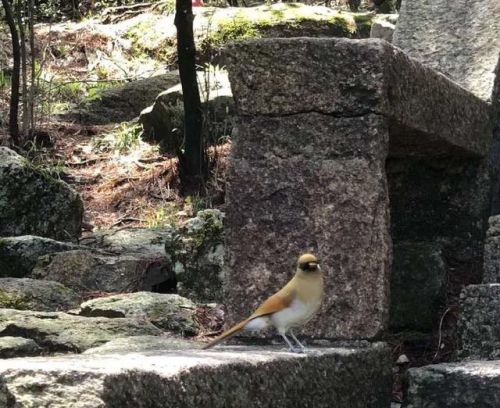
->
[197,4,373,64]
[164,209,225,303]
[78,292,199,336]
[0,278,81,312]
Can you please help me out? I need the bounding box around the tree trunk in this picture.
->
[16,0,28,141]
[174,0,205,191]
[28,0,35,135]
[1,0,20,144]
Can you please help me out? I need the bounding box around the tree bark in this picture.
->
[28,0,35,135]
[1,0,20,144]
[16,0,28,140]
[174,0,205,191]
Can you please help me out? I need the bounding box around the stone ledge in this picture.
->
[405,360,500,408]
[225,38,493,157]
[0,343,391,408]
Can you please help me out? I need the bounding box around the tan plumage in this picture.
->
[202,253,323,352]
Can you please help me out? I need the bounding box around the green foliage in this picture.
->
[0,290,29,310]
[21,144,67,181]
[145,204,178,228]
[92,122,143,154]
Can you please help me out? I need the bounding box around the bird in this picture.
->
[202,253,323,353]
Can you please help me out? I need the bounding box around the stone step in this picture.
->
[0,343,391,408]
[458,284,500,360]
[405,360,500,408]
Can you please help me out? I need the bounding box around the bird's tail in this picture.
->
[202,318,249,350]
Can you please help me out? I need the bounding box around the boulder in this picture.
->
[458,284,500,360]
[83,335,193,354]
[139,69,234,153]
[164,209,225,302]
[0,337,42,359]
[79,227,178,292]
[405,360,500,408]
[0,235,82,278]
[0,148,83,241]
[31,250,170,293]
[0,309,162,353]
[79,292,199,336]
[0,343,392,408]
[0,278,80,312]
[66,72,180,125]
[390,242,446,331]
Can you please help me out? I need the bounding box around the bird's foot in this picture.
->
[287,346,305,354]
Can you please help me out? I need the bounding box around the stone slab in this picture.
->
[458,284,500,359]
[394,0,500,102]
[225,114,390,339]
[225,38,492,157]
[0,343,391,408]
[405,360,500,408]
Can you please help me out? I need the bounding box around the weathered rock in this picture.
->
[139,70,234,153]
[80,227,177,292]
[394,0,500,101]
[405,360,500,408]
[225,113,390,339]
[458,284,500,360]
[0,309,162,353]
[83,335,193,354]
[223,36,494,339]
[370,19,395,42]
[484,215,500,282]
[0,337,42,359]
[390,242,446,331]
[225,38,492,156]
[0,343,392,408]
[80,227,173,256]
[68,72,180,124]
[0,235,82,278]
[31,250,170,293]
[165,209,225,303]
[0,278,80,311]
[79,292,198,336]
[0,148,83,241]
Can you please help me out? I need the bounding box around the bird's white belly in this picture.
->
[270,298,320,333]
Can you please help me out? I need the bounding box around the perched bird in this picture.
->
[203,253,323,353]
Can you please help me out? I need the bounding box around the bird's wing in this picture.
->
[250,288,295,319]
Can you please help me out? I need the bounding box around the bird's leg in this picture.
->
[280,334,301,353]
[289,330,307,353]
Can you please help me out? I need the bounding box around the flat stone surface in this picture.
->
[394,0,500,101]
[0,278,80,312]
[79,292,199,336]
[225,38,492,157]
[0,309,162,353]
[225,114,390,339]
[458,284,500,359]
[0,343,391,408]
[405,360,500,408]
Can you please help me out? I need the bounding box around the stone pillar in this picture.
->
[223,39,394,339]
[223,37,492,339]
